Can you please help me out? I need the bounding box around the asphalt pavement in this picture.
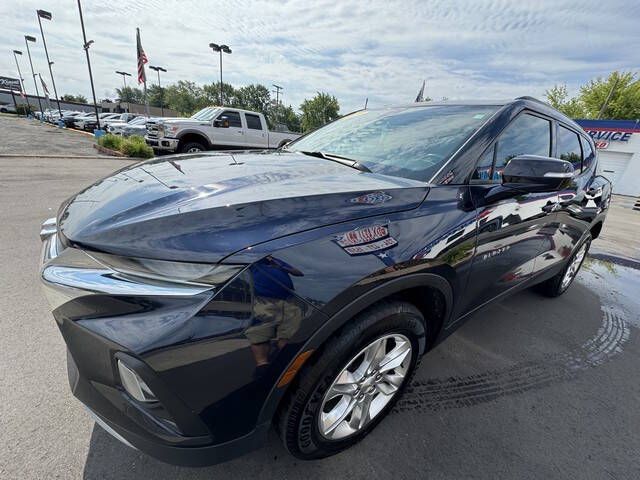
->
[1,154,639,479]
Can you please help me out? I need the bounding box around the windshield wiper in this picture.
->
[297,150,371,173]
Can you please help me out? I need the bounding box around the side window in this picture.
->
[556,125,583,171]
[580,135,595,172]
[472,145,495,181]
[245,113,263,130]
[494,113,551,180]
[221,110,242,128]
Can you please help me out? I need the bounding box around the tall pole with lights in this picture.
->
[36,9,62,116]
[115,71,131,112]
[76,0,100,129]
[149,65,167,116]
[209,43,232,106]
[12,50,31,114]
[24,35,44,116]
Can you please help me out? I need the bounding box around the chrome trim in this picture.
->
[85,407,137,450]
[40,217,57,241]
[543,171,573,178]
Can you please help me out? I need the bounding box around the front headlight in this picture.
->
[86,251,246,287]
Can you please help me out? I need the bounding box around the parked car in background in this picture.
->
[0,103,17,113]
[62,112,92,128]
[39,97,610,466]
[107,116,153,137]
[145,107,301,153]
[102,112,138,130]
[77,112,121,131]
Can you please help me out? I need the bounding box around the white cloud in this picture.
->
[1,0,638,113]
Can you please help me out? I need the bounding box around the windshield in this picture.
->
[288,105,498,181]
[128,117,146,125]
[191,107,221,121]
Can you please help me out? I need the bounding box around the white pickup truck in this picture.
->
[145,106,301,153]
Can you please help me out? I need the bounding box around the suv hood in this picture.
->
[58,152,429,262]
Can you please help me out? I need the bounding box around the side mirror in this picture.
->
[502,155,574,192]
[214,116,230,128]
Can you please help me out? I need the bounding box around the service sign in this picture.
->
[0,76,21,92]
[584,129,633,149]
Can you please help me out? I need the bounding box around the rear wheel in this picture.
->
[536,234,591,297]
[180,141,205,153]
[276,301,424,460]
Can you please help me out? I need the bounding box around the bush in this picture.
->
[97,134,154,159]
[98,133,124,151]
[121,135,154,159]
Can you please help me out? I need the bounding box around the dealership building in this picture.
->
[575,119,640,197]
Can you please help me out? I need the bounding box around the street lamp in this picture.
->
[24,35,44,116]
[37,9,62,117]
[209,43,232,106]
[76,0,100,129]
[149,65,167,116]
[12,50,31,114]
[115,71,132,112]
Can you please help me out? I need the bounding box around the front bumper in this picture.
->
[144,136,179,152]
[39,219,270,466]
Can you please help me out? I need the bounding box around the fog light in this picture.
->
[117,360,157,403]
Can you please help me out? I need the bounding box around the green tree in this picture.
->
[60,94,88,103]
[545,84,586,118]
[146,84,164,108]
[233,84,271,114]
[267,103,301,132]
[163,80,204,115]
[116,86,145,104]
[545,71,640,120]
[579,71,640,119]
[300,92,340,132]
[202,82,236,108]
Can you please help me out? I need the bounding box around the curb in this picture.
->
[93,144,126,157]
[588,252,640,270]
[0,154,133,160]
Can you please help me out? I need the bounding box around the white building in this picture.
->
[576,119,640,197]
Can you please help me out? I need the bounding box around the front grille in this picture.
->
[146,121,161,139]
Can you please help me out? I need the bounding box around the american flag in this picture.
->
[39,75,50,99]
[136,28,148,84]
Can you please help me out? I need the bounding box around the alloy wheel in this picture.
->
[561,242,588,291]
[318,333,412,440]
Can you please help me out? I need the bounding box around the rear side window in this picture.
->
[557,125,583,171]
[245,113,263,130]
[580,135,595,172]
[221,110,242,128]
[493,113,551,180]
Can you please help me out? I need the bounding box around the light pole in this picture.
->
[208,43,231,106]
[24,35,44,116]
[76,0,100,129]
[12,50,31,114]
[37,9,62,117]
[149,65,167,116]
[115,71,131,112]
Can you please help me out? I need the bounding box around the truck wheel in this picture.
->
[276,301,424,460]
[180,142,205,153]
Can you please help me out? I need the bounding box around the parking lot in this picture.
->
[0,114,108,157]
[1,119,640,479]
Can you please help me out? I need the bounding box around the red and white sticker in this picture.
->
[343,237,398,255]
[336,224,389,247]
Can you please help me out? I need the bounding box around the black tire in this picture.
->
[536,234,591,297]
[276,301,425,460]
[180,141,206,153]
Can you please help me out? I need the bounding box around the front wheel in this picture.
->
[276,301,424,460]
[180,141,205,153]
[536,234,591,297]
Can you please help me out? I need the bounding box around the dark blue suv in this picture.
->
[40,97,610,465]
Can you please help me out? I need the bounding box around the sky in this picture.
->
[1,0,639,113]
